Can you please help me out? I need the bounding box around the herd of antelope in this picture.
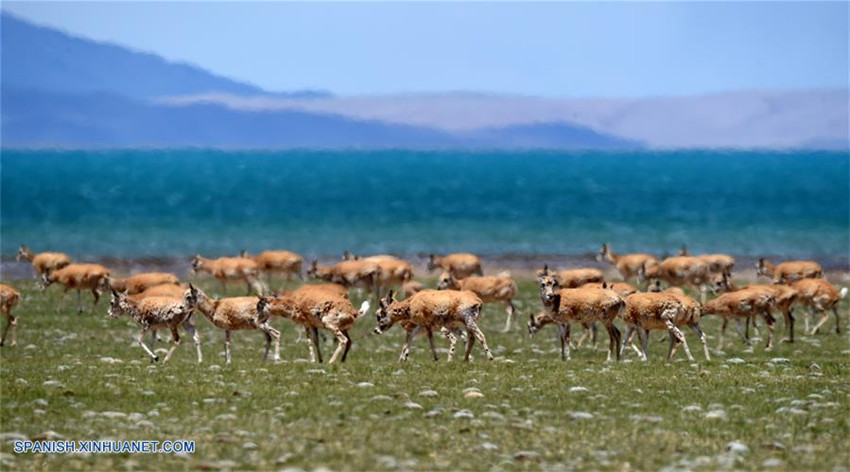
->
[1,244,846,365]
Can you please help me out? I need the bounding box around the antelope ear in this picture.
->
[111,289,119,298]
[386,289,395,301]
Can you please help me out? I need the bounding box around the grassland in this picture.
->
[1,276,848,471]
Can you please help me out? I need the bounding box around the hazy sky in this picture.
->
[4,1,848,97]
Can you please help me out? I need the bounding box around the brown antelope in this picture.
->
[572,281,638,348]
[427,253,483,279]
[191,255,266,295]
[757,258,823,283]
[437,271,518,332]
[529,275,623,362]
[647,280,686,296]
[703,288,776,350]
[537,265,604,288]
[280,283,349,300]
[619,292,697,361]
[677,245,735,277]
[186,284,280,364]
[306,259,381,297]
[527,310,572,360]
[240,250,304,282]
[108,289,201,363]
[137,283,190,299]
[713,275,799,342]
[40,263,111,313]
[641,256,712,302]
[105,272,180,295]
[597,243,657,282]
[16,245,71,277]
[374,289,493,362]
[258,291,370,364]
[581,281,637,298]
[789,278,846,335]
[0,284,21,347]
[130,283,194,353]
[401,280,424,299]
[345,254,413,296]
[661,291,710,360]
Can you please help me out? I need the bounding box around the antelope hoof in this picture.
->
[152,356,160,363]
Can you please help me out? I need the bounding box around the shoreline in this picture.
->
[2,253,848,282]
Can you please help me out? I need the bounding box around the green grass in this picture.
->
[1,276,848,471]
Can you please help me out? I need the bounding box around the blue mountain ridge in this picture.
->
[0,12,642,149]
[0,12,329,100]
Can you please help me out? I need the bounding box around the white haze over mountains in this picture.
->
[161,89,849,149]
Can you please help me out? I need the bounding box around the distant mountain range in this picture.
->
[1,12,846,149]
[0,12,328,100]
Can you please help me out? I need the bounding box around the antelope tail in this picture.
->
[840,287,848,300]
[358,301,371,317]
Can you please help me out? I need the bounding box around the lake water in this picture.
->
[1,149,847,262]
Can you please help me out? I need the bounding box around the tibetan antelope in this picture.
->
[40,263,111,313]
[0,284,21,347]
[401,280,424,299]
[703,288,776,350]
[191,255,266,295]
[790,278,846,335]
[597,243,658,282]
[258,290,370,364]
[677,245,735,277]
[280,283,349,300]
[641,256,712,302]
[108,289,201,363]
[647,280,686,296]
[572,281,638,348]
[374,289,493,362]
[757,258,823,284]
[713,275,799,342]
[306,259,381,298]
[186,284,280,364]
[437,271,518,332]
[16,245,71,277]
[619,292,699,361]
[427,253,483,279]
[131,283,194,353]
[537,265,604,288]
[105,272,180,295]
[345,254,413,296]
[530,275,623,362]
[240,250,304,282]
